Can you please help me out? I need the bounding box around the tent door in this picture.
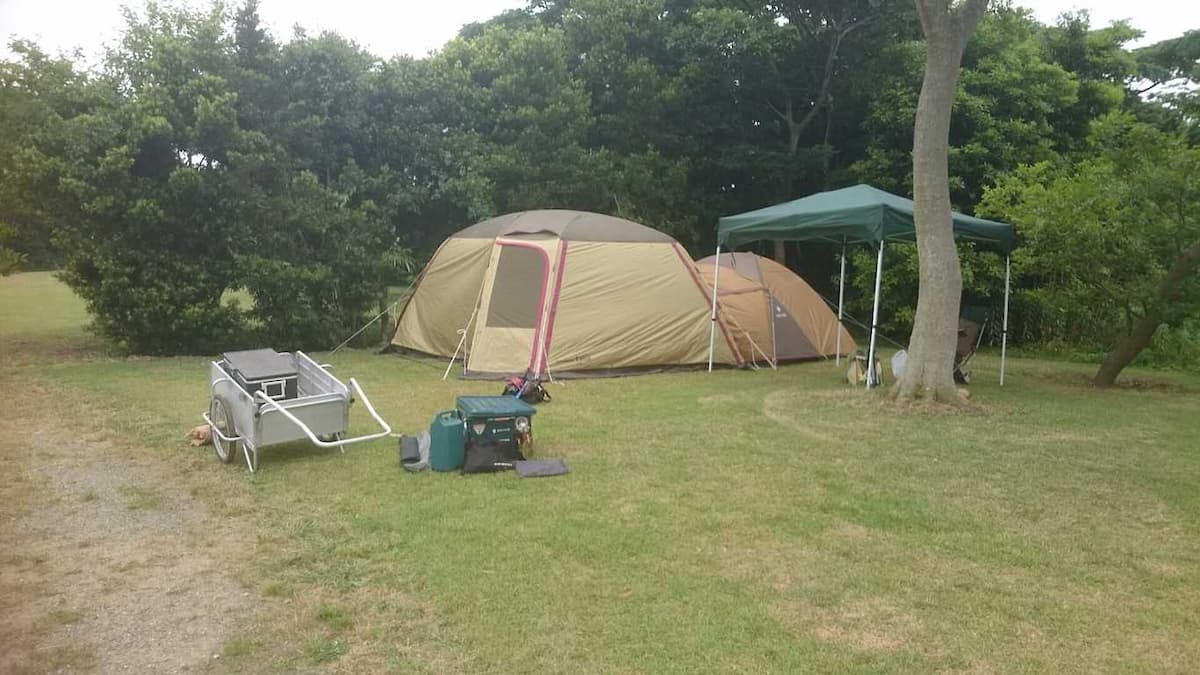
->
[769,296,820,361]
[466,240,553,375]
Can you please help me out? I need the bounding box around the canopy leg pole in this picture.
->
[1000,254,1011,386]
[867,242,884,389]
[707,244,722,372]
[836,241,846,366]
[769,292,778,368]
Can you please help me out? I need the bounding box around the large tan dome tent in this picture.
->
[390,210,744,377]
[697,252,855,363]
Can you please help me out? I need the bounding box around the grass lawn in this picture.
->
[4,271,1200,672]
[0,270,90,338]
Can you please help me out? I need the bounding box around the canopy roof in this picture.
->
[717,184,1016,254]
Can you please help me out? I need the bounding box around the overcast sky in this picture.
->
[2,0,1197,63]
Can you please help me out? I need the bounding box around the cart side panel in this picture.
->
[294,352,350,398]
[257,394,350,446]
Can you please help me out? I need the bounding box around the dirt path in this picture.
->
[0,375,259,673]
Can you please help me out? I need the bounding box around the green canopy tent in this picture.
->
[708,184,1017,387]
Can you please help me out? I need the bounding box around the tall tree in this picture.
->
[894,0,989,402]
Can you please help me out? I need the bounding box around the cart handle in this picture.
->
[252,377,392,449]
[200,412,244,444]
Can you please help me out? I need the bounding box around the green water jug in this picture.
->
[429,409,465,472]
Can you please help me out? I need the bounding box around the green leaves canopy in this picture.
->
[980,115,1200,350]
[2,0,1198,362]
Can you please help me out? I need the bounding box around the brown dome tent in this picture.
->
[391,210,744,377]
[697,252,855,364]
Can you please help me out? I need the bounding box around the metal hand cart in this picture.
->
[201,350,391,472]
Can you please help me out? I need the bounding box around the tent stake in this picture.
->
[866,242,884,389]
[1001,254,1011,386]
[707,244,722,372]
[836,241,846,366]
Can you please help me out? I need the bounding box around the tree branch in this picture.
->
[764,99,789,123]
[951,0,991,53]
[788,13,865,141]
[913,0,945,37]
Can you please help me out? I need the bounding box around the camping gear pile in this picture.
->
[502,371,552,403]
[202,349,392,472]
[847,351,884,387]
[400,394,566,477]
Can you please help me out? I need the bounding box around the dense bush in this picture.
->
[1,1,1196,365]
[0,223,25,275]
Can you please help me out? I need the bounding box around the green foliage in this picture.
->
[238,171,390,349]
[0,41,101,269]
[3,0,1197,362]
[0,222,26,275]
[850,7,1126,206]
[1134,29,1200,142]
[4,3,389,353]
[979,114,1200,362]
[845,243,1005,341]
[0,247,26,276]
[843,10,1193,355]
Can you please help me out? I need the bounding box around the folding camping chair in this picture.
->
[954,306,988,385]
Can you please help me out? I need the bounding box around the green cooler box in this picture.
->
[457,395,536,457]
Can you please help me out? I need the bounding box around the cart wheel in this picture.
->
[209,396,239,464]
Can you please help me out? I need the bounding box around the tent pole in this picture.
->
[836,240,846,366]
[707,244,722,372]
[1001,254,1011,386]
[443,311,476,381]
[444,275,488,381]
[867,242,884,389]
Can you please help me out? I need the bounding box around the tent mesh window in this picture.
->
[487,245,546,328]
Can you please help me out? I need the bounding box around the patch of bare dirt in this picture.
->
[790,596,924,653]
[0,377,259,673]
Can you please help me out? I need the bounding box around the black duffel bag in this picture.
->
[461,438,525,474]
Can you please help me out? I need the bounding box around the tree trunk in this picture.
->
[1094,311,1162,387]
[773,240,787,264]
[1094,239,1200,386]
[893,0,989,403]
